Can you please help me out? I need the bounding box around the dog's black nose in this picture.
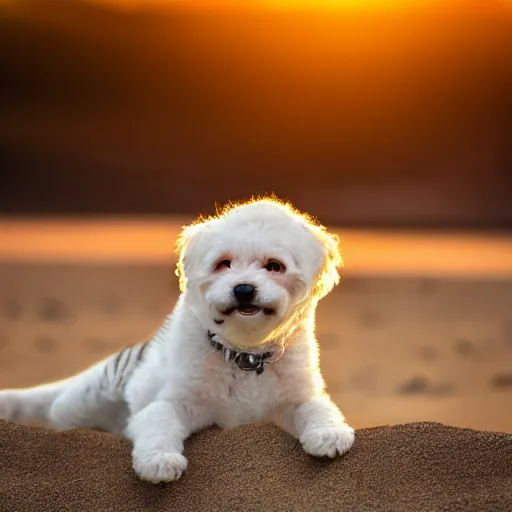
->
[233,284,256,303]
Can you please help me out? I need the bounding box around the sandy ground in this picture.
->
[0,219,511,433]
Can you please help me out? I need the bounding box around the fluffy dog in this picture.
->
[0,198,355,483]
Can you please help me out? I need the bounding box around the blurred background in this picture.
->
[0,0,511,432]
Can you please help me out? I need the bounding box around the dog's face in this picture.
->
[177,200,341,349]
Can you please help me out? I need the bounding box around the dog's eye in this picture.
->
[215,259,231,270]
[265,260,284,273]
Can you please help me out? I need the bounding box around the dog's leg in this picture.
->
[277,395,355,458]
[126,400,210,483]
[48,362,128,433]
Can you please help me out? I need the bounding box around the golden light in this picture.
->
[87,0,480,11]
[255,0,445,9]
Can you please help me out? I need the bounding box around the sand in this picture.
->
[0,420,511,511]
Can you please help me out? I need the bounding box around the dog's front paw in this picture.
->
[132,451,188,483]
[301,423,355,458]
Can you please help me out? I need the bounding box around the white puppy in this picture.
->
[0,198,355,483]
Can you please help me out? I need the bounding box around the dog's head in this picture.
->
[176,198,342,349]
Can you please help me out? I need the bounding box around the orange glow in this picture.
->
[85,0,506,11]
[248,0,456,10]
[1,219,512,279]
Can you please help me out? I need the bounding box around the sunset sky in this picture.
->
[84,0,510,11]
[1,0,511,225]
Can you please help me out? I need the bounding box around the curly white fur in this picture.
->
[0,198,355,483]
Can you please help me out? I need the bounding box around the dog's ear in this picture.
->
[175,221,206,292]
[311,227,343,301]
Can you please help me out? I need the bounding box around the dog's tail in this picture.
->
[0,340,149,428]
[0,380,70,423]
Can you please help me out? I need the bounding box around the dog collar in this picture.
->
[207,331,274,375]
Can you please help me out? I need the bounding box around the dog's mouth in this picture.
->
[222,305,276,316]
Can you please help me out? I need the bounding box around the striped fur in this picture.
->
[104,341,150,392]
